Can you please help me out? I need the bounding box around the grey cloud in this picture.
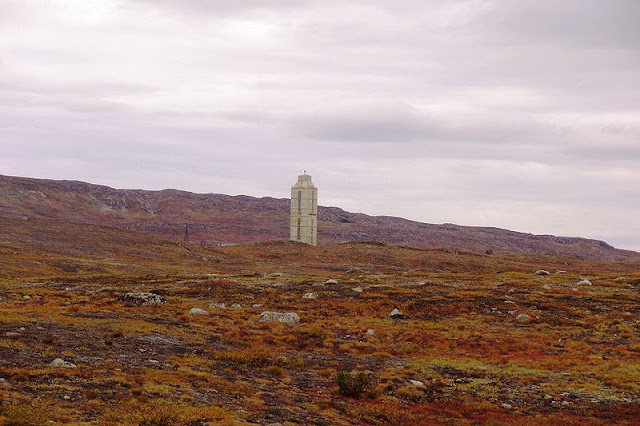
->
[469,0,640,50]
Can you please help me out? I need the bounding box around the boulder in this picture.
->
[188,308,209,316]
[351,286,363,293]
[324,279,338,285]
[258,311,300,324]
[50,358,77,368]
[366,329,375,335]
[535,270,550,276]
[577,279,592,286]
[231,303,242,309]
[118,292,165,307]
[209,302,226,310]
[4,332,20,339]
[389,308,406,319]
[516,314,531,322]
[409,380,425,387]
[302,292,318,300]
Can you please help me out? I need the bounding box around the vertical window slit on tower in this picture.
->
[297,191,302,212]
[297,218,301,239]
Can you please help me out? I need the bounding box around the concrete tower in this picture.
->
[290,173,318,246]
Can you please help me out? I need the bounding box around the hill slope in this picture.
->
[0,173,637,262]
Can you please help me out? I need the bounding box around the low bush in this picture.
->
[336,371,374,398]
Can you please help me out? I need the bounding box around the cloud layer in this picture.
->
[2,0,639,250]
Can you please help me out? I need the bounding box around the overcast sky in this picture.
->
[1,0,639,251]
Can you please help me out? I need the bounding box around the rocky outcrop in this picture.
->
[118,292,166,307]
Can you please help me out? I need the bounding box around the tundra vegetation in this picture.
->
[0,241,639,425]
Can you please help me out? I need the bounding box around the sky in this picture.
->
[1,0,639,251]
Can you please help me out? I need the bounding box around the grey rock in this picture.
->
[50,358,77,368]
[389,308,407,319]
[258,311,300,324]
[209,302,226,310]
[535,270,550,276]
[302,292,318,300]
[188,308,209,316]
[516,314,531,322]
[542,284,552,290]
[577,279,592,286]
[118,292,165,307]
[4,332,20,339]
[366,329,375,335]
[324,279,338,285]
[501,403,513,410]
[351,286,363,293]
[252,303,263,308]
[409,380,425,387]
[231,303,242,309]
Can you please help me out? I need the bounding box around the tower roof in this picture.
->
[292,173,317,189]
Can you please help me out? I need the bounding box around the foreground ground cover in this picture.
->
[1,252,639,425]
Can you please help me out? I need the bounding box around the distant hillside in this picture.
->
[0,174,638,262]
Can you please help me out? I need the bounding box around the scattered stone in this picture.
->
[503,300,516,304]
[389,308,407,319]
[577,279,592,286]
[556,270,567,274]
[302,292,318,300]
[366,329,375,335]
[516,314,531,322]
[535,270,550,276]
[63,395,71,400]
[409,380,425,387]
[118,292,166,307]
[324,279,338,285]
[501,403,513,410]
[188,308,209,316]
[542,284,552,290]
[351,286,363,293]
[271,272,284,277]
[4,332,20,339]
[209,302,226,310]
[258,311,300,324]
[49,358,77,368]
[252,303,263,308]
[22,295,31,300]
[231,303,242,309]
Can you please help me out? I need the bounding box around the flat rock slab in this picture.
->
[258,311,300,324]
